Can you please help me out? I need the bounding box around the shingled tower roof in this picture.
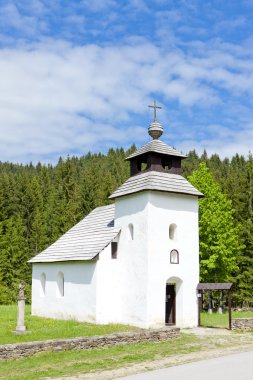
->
[110,100,203,200]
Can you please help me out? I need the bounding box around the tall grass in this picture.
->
[0,304,137,345]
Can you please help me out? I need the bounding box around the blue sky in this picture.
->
[1,0,253,163]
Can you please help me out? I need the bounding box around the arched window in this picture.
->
[40,273,46,297]
[169,223,177,240]
[56,272,64,297]
[128,223,134,240]
[170,249,179,264]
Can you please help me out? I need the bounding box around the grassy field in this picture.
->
[0,305,252,380]
[200,311,253,328]
[0,305,137,345]
[1,305,253,344]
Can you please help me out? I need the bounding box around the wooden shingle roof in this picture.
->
[126,139,186,160]
[109,171,203,199]
[197,283,233,290]
[29,204,120,263]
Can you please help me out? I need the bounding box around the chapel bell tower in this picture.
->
[127,100,186,177]
[109,101,203,328]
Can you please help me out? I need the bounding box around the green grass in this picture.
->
[200,311,253,328]
[0,305,137,345]
[1,306,252,344]
[1,306,253,380]
[0,334,201,380]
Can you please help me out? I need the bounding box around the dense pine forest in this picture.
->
[0,146,252,306]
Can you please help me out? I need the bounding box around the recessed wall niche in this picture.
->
[169,223,177,240]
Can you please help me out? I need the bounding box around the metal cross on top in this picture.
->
[148,100,162,122]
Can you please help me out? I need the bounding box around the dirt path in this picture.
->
[48,329,253,380]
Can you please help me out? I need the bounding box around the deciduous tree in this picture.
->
[188,162,241,282]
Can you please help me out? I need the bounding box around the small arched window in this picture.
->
[56,272,64,297]
[169,223,177,240]
[40,273,46,297]
[128,223,134,240]
[170,249,179,264]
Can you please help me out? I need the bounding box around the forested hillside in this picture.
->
[0,146,252,306]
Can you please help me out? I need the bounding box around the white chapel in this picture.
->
[30,105,203,328]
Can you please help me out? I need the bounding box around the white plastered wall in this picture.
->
[95,243,122,324]
[31,261,97,322]
[106,190,200,328]
[146,191,199,328]
[98,192,150,328]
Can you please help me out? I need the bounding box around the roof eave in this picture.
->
[125,151,187,161]
[109,188,204,200]
[197,282,233,290]
[29,257,99,264]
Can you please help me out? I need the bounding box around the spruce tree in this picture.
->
[0,147,252,305]
[0,217,29,303]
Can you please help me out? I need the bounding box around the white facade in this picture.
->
[112,190,199,328]
[32,261,97,322]
[32,189,199,328]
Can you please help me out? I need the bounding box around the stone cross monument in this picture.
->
[15,282,27,334]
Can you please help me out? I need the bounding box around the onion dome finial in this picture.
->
[148,100,163,139]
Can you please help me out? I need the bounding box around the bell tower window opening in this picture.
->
[141,162,148,171]
[135,156,150,173]
[162,157,172,171]
[137,158,149,172]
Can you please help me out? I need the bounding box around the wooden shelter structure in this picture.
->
[197,283,233,329]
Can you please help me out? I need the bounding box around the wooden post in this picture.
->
[228,290,232,330]
[197,291,202,327]
[208,289,213,314]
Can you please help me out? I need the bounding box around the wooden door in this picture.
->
[165,284,176,325]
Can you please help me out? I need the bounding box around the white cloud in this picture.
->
[214,16,246,32]
[0,1,44,35]
[0,30,253,163]
[178,122,253,160]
